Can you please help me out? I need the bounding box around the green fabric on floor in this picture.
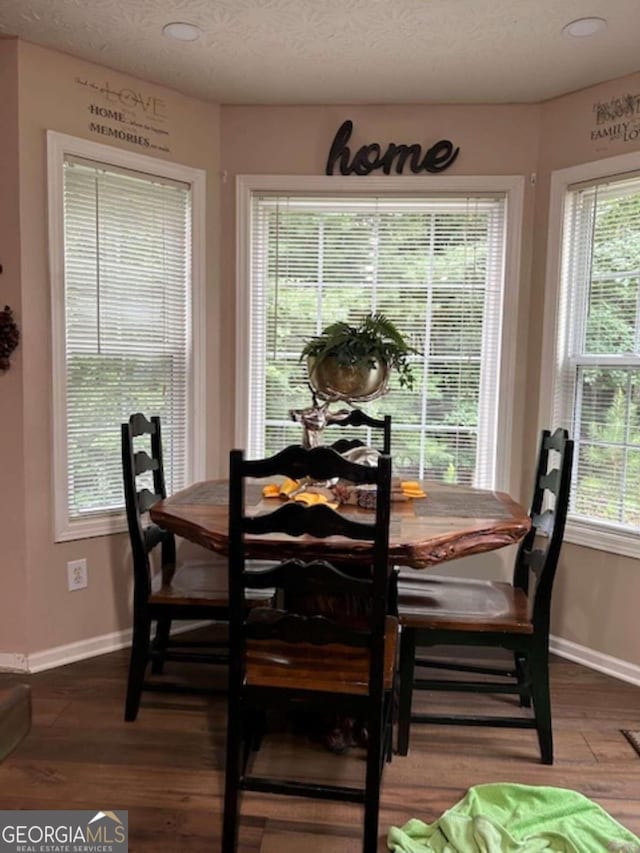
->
[387,783,640,853]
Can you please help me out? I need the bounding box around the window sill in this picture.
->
[54,512,128,543]
[564,518,639,560]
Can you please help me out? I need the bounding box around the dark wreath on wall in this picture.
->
[0,305,20,371]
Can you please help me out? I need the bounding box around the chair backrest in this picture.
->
[121,413,175,606]
[227,444,393,698]
[326,409,392,455]
[513,428,574,633]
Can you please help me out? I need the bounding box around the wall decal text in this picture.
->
[74,77,171,153]
[590,92,640,148]
[326,120,459,176]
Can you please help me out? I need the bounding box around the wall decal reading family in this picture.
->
[74,77,171,153]
[326,120,460,176]
[590,91,640,147]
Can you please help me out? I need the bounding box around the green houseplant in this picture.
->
[301,312,419,400]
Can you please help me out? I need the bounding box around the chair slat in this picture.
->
[544,427,568,452]
[129,412,155,437]
[337,409,385,429]
[242,444,380,484]
[134,450,159,476]
[530,508,555,537]
[326,409,391,455]
[245,608,370,647]
[244,501,375,541]
[539,468,560,494]
[521,547,546,575]
[143,523,166,552]
[243,558,372,595]
[137,488,162,514]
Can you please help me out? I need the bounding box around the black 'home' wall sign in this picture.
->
[326,120,460,176]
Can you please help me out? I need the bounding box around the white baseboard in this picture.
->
[550,634,640,688]
[6,626,639,685]
[26,620,213,674]
[0,653,29,673]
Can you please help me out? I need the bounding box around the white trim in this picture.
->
[550,634,640,688]
[539,149,640,559]
[497,179,525,492]
[235,173,525,492]
[8,629,640,688]
[0,653,29,674]
[26,620,212,674]
[564,519,640,560]
[190,166,207,480]
[7,626,638,692]
[47,131,206,542]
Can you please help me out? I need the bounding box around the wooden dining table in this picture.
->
[150,476,530,752]
[149,478,530,570]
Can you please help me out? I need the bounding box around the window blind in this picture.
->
[555,174,640,531]
[62,157,192,519]
[248,193,507,487]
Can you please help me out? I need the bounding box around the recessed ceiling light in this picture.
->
[162,21,201,42]
[562,17,607,38]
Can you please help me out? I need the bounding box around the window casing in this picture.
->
[543,154,640,558]
[48,132,205,542]
[237,175,524,494]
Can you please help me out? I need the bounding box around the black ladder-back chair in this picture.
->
[396,428,574,764]
[327,409,391,455]
[222,445,395,853]
[121,413,231,721]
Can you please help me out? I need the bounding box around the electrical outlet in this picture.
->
[67,559,88,591]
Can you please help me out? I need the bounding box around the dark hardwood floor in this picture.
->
[1,632,639,851]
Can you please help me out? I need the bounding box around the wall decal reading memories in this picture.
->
[326,120,460,176]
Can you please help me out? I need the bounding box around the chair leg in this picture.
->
[529,644,553,765]
[514,653,531,708]
[363,705,383,853]
[124,615,151,722]
[151,617,172,674]
[222,699,244,853]
[397,628,415,756]
[250,710,266,753]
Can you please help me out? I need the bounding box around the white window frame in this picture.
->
[48,131,206,542]
[540,150,640,560]
[235,174,525,493]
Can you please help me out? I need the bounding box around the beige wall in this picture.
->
[0,38,28,662]
[531,72,640,666]
[9,40,221,657]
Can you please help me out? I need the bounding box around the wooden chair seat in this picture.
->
[398,575,532,634]
[245,617,398,695]
[150,559,272,608]
[149,559,229,607]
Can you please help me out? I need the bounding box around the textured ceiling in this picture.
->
[1,0,639,104]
